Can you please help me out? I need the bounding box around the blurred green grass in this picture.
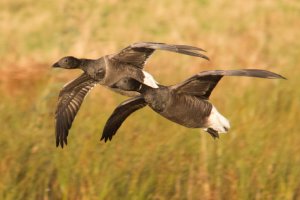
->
[0,0,300,199]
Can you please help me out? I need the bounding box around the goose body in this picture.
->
[53,42,208,96]
[101,69,285,142]
[143,87,214,128]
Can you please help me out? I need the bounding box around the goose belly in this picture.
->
[155,95,212,128]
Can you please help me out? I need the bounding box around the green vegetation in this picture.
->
[0,0,299,199]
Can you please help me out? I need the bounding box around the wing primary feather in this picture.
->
[174,69,285,100]
[55,73,96,148]
[100,96,147,142]
[111,42,209,68]
[196,69,286,79]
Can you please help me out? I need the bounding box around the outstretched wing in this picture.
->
[101,96,147,142]
[55,73,97,148]
[173,69,286,99]
[110,42,209,68]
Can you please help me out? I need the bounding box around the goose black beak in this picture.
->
[52,62,60,68]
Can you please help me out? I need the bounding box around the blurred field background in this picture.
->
[0,0,299,199]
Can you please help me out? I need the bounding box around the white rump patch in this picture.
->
[206,106,230,133]
[142,70,159,88]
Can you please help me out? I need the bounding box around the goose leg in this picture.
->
[206,128,219,139]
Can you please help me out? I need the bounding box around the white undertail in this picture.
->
[205,106,230,133]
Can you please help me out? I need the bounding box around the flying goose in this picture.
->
[53,42,209,147]
[100,69,286,142]
[53,42,209,96]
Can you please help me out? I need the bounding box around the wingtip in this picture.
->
[268,73,287,80]
[255,69,287,80]
[204,55,210,61]
[56,139,67,148]
[200,48,207,52]
[100,136,108,143]
[263,68,287,80]
[199,54,210,61]
[279,75,287,80]
[56,139,63,148]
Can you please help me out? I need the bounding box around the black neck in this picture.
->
[80,58,94,64]
[79,58,96,70]
[137,83,154,94]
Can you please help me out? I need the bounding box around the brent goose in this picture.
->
[100,69,286,142]
[53,42,208,147]
[53,42,208,96]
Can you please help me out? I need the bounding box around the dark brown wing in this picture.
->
[110,42,209,68]
[55,73,97,148]
[173,69,286,99]
[101,96,147,142]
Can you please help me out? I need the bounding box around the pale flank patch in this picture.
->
[206,106,230,133]
[142,70,159,88]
